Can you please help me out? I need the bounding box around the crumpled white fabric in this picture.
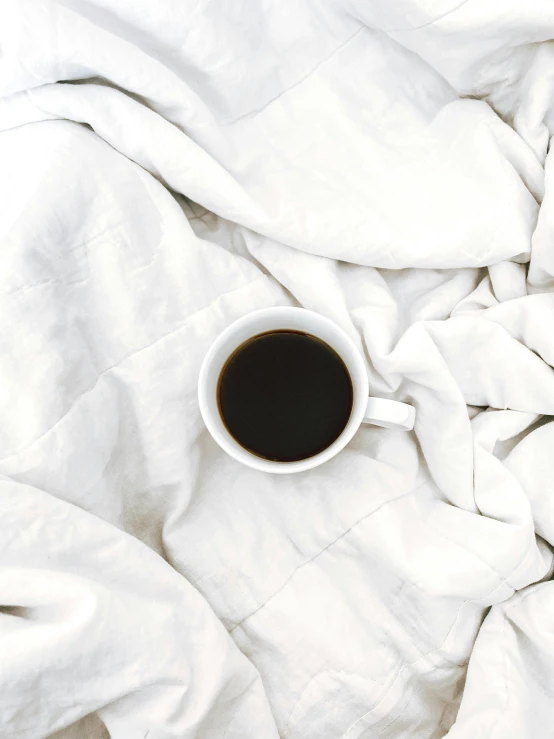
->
[2,0,554,737]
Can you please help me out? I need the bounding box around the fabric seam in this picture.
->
[221,25,365,126]
[0,274,269,464]
[381,0,473,34]
[230,482,424,633]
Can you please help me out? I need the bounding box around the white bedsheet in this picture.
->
[1,1,554,736]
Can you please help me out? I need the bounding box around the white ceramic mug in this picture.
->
[198,307,415,474]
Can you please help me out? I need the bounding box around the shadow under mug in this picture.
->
[198,307,415,474]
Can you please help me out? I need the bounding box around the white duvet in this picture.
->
[2,1,554,736]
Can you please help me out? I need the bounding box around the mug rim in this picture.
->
[198,307,369,473]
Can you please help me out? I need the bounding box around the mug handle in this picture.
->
[363,397,415,431]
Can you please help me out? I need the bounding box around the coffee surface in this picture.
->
[217,330,353,462]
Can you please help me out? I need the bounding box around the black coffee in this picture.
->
[217,330,353,462]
